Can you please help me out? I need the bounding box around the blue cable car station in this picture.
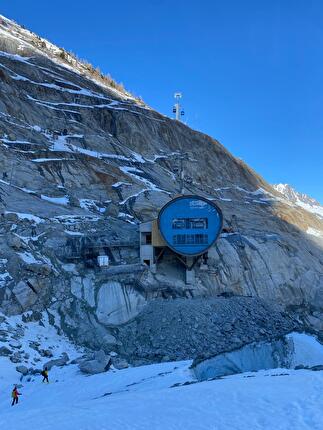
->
[140,195,223,284]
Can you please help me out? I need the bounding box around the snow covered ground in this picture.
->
[1,326,323,429]
[1,359,323,429]
[307,227,323,238]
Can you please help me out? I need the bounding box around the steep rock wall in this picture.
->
[0,15,322,354]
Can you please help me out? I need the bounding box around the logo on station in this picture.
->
[189,200,207,209]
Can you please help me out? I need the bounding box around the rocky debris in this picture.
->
[29,341,41,351]
[0,311,84,376]
[39,348,54,358]
[79,350,112,374]
[10,351,23,363]
[119,297,298,364]
[9,339,22,349]
[22,311,42,323]
[43,352,69,370]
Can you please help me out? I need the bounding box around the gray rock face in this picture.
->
[96,281,146,325]
[0,15,322,360]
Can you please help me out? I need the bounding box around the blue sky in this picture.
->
[1,0,322,202]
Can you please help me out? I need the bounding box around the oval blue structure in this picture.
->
[158,195,223,256]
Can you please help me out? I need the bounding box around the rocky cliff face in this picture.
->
[0,15,322,357]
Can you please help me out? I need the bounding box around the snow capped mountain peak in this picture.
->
[273,183,323,219]
[273,184,321,207]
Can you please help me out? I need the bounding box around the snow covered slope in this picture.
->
[1,334,323,429]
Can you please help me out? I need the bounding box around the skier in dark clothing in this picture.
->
[11,386,21,406]
[41,367,49,383]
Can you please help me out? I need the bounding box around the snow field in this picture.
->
[1,321,323,429]
[1,360,323,429]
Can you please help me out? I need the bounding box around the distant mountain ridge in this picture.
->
[273,184,323,219]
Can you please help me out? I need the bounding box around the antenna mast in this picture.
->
[173,92,184,121]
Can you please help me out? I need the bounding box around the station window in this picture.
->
[141,232,152,245]
[172,218,208,230]
[173,234,208,246]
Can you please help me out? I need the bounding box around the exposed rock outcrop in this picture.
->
[0,14,322,360]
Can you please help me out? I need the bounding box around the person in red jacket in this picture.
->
[11,386,21,406]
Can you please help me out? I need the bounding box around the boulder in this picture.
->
[29,368,42,375]
[10,352,22,363]
[94,350,107,362]
[12,281,38,310]
[294,364,307,370]
[44,352,69,370]
[79,356,111,375]
[0,346,12,356]
[70,356,85,365]
[7,234,26,250]
[9,340,22,349]
[16,365,28,375]
[102,333,120,347]
[105,203,119,217]
[40,349,53,358]
[27,263,52,276]
[310,365,323,372]
[111,357,129,370]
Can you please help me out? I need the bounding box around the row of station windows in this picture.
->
[173,234,208,245]
[172,217,208,230]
